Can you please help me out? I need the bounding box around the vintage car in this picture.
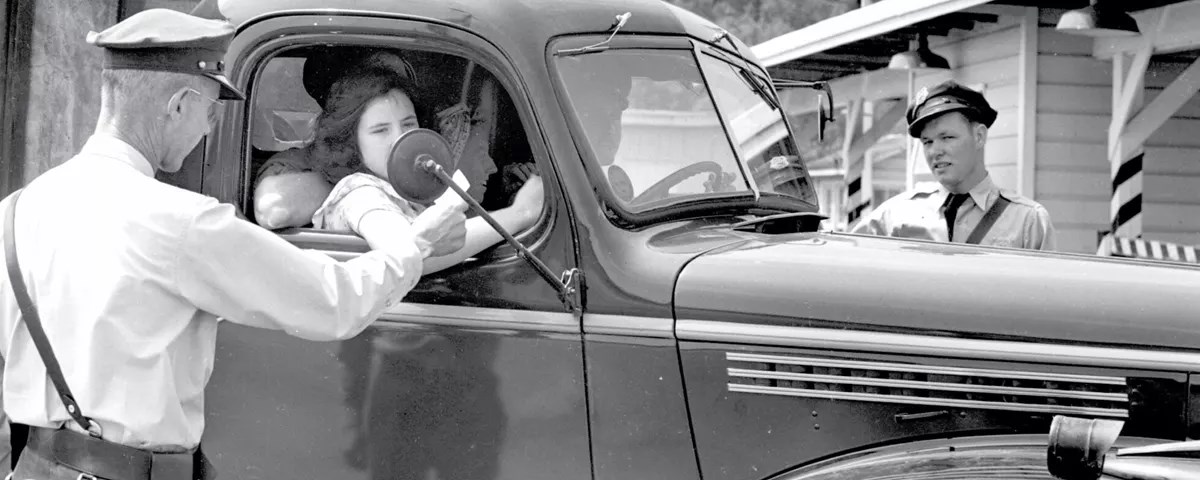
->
[180,0,1200,479]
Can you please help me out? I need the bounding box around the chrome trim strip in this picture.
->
[677,320,1200,372]
[583,314,674,338]
[728,369,1129,402]
[727,384,1129,419]
[726,352,1128,385]
[378,303,579,334]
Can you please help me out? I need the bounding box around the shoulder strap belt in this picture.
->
[3,189,102,437]
[965,194,1012,245]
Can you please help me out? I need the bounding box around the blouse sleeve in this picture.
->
[312,174,420,233]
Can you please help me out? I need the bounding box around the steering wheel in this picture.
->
[631,161,725,205]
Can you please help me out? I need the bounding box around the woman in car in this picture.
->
[313,66,543,271]
[253,55,544,274]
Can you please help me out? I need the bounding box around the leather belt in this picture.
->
[24,426,213,480]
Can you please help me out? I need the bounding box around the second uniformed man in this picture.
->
[852,80,1056,250]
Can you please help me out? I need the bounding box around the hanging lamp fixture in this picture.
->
[888,33,950,71]
[1056,0,1140,37]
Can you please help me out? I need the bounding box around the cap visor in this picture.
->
[206,73,245,100]
[907,103,973,137]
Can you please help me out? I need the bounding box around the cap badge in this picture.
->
[913,86,930,107]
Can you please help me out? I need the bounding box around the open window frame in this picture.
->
[229,27,561,277]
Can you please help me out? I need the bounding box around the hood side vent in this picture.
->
[726,352,1130,419]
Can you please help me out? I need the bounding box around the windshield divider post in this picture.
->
[696,48,761,201]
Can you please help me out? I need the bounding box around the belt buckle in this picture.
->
[86,419,104,439]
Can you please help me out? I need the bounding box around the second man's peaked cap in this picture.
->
[905,80,996,137]
[86,8,244,100]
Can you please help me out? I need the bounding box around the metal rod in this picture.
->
[420,159,569,299]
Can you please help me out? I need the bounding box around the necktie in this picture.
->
[943,193,970,242]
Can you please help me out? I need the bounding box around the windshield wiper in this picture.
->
[712,46,781,112]
[555,12,631,57]
[738,69,780,111]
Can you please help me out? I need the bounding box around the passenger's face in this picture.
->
[356,89,419,179]
[460,151,498,202]
[919,112,987,193]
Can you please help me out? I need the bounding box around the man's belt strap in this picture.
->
[25,426,212,480]
[3,189,101,436]
[965,194,1012,245]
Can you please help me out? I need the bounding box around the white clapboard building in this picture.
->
[755,0,1200,261]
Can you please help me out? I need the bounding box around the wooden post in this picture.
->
[1016,7,1038,198]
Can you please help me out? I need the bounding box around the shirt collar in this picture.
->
[966,175,997,211]
[940,175,996,211]
[79,134,155,178]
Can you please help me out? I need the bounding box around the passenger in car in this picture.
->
[256,62,544,274]
[253,51,537,225]
[251,50,416,230]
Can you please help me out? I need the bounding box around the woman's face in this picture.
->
[356,89,419,179]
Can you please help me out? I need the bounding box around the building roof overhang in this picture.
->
[757,0,1191,83]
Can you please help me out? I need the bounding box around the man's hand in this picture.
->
[505,163,538,183]
[501,162,539,199]
[410,200,468,258]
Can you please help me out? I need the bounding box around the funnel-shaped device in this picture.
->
[387,128,458,205]
[386,129,576,308]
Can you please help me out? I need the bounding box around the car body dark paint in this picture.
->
[584,337,701,480]
[676,232,1200,349]
[186,0,1200,479]
[680,342,1189,480]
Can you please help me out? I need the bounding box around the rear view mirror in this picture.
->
[774,79,835,142]
[387,129,578,309]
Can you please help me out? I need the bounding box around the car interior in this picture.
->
[245,45,537,229]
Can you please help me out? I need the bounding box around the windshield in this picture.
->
[555,48,815,215]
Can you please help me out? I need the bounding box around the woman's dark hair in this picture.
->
[307,66,427,183]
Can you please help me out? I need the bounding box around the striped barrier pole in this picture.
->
[1098,233,1200,264]
[846,168,871,224]
[1108,49,1149,239]
[1110,150,1143,238]
[842,98,867,225]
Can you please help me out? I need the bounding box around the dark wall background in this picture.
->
[0,0,200,196]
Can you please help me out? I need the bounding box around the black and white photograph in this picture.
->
[0,0,1197,479]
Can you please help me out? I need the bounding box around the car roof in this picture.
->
[215,0,757,63]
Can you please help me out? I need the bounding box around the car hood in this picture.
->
[674,232,1200,351]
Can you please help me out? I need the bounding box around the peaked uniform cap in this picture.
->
[86,9,244,100]
[906,80,996,137]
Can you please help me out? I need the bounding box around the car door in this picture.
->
[195,14,590,480]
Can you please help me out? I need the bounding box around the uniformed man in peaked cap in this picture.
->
[851,80,1056,250]
[0,9,466,479]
